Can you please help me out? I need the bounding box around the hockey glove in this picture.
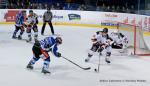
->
[57,52,61,57]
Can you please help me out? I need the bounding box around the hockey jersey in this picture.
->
[39,37,59,57]
[27,13,38,25]
[110,32,128,45]
[15,12,25,26]
[93,31,113,45]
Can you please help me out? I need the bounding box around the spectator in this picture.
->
[77,4,86,10]
[96,6,101,11]
[106,6,111,12]
[63,3,72,10]
[122,6,126,13]
[111,5,115,12]
[44,3,48,9]
[51,4,55,10]
[101,3,106,11]
[130,5,135,13]
[6,0,137,14]
[126,7,130,13]
[37,3,43,9]
[55,3,61,10]
[28,3,33,9]
[116,6,120,12]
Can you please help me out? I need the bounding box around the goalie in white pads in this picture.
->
[85,28,113,63]
[111,29,128,53]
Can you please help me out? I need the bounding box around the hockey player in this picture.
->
[85,28,113,63]
[26,10,39,42]
[12,10,26,39]
[26,36,62,74]
[111,29,128,49]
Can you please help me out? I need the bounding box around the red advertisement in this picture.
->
[4,10,19,22]
[105,13,118,18]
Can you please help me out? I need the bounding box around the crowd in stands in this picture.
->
[6,0,137,13]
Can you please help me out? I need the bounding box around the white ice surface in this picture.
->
[0,24,150,86]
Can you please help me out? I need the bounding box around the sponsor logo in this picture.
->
[37,15,64,19]
[105,13,118,18]
[101,21,118,26]
[4,10,19,22]
[53,15,63,19]
[68,14,81,20]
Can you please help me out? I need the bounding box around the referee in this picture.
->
[41,7,54,35]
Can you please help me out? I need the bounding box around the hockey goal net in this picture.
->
[117,23,150,56]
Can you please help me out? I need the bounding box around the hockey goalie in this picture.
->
[110,29,129,55]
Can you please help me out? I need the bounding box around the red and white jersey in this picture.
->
[91,31,113,45]
[27,13,38,25]
[111,32,128,45]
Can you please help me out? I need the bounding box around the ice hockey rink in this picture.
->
[0,24,150,86]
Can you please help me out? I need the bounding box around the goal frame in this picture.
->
[116,22,150,56]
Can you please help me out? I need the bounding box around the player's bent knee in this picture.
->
[106,52,111,56]
[45,57,50,62]
[33,56,40,61]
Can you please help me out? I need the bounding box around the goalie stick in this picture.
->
[61,56,91,70]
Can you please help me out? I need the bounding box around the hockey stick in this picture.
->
[94,52,101,72]
[98,52,101,72]
[61,56,91,70]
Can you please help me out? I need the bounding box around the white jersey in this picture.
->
[92,32,112,45]
[111,32,128,46]
[111,32,122,44]
[27,13,38,25]
[96,34,107,44]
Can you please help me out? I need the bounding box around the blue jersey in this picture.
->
[40,37,59,57]
[15,12,24,26]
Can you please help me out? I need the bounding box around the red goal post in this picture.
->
[116,22,150,56]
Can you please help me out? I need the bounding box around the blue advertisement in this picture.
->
[68,14,81,20]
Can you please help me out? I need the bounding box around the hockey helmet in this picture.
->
[20,10,26,15]
[103,28,108,33]
[21,10,26,13]
[29,10,33,14]
[55,37,62,44]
